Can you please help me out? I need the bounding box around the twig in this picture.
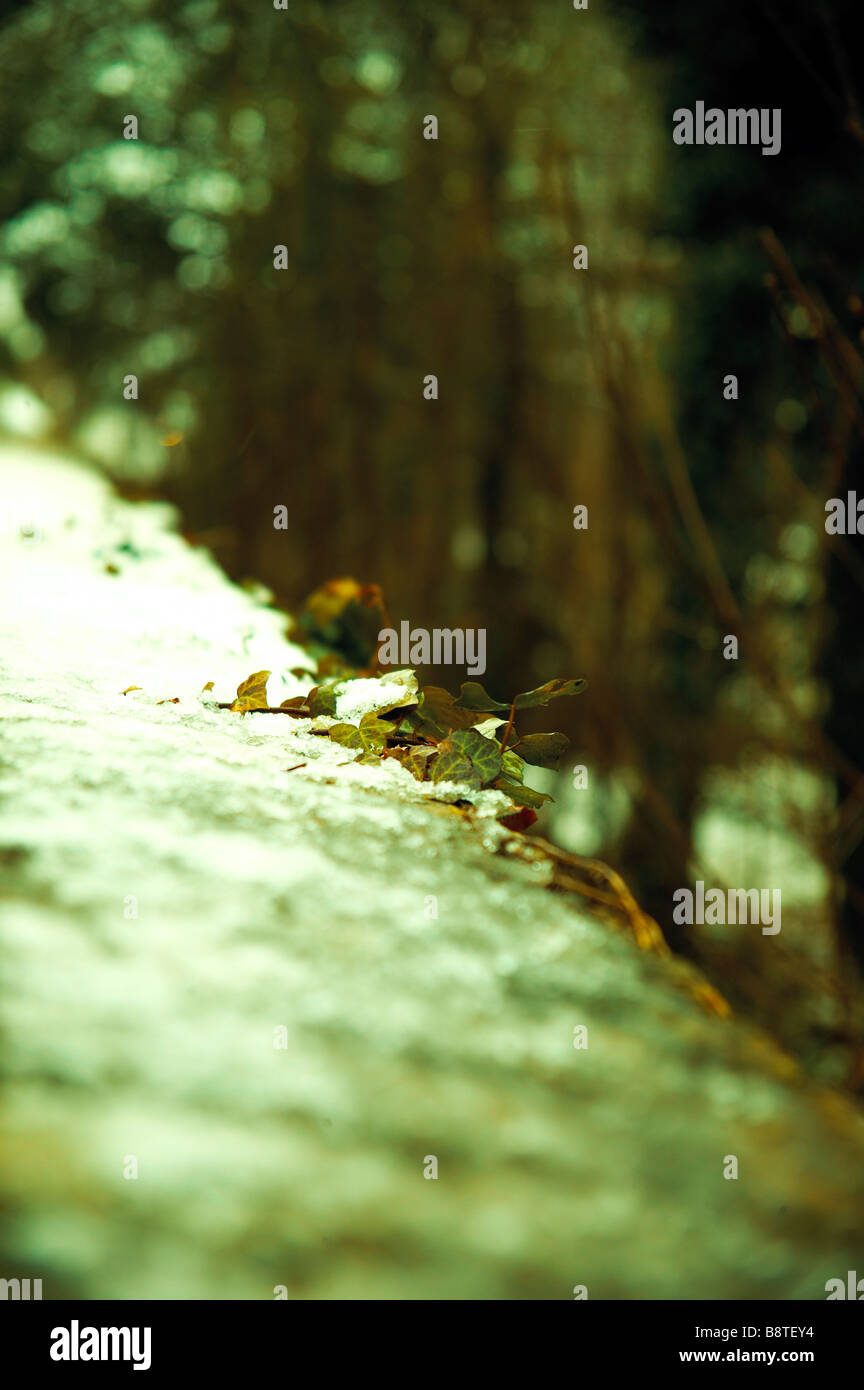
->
[498,700,517,756]
[217,703,310,716]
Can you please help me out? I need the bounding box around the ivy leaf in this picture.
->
[411,686,485,739]
[452,681,510,712]
[280,695,308,711]
[515,731,570,768]
[332,668,419,718]
[307,683,338,717]
[493,775,553,809]
[448,727,503,784]
[500,806,538,833]
[359,711,395,735]
[328,714,393,757]
[230,670,271,712]
[120,685,142,696]
[501,749,526,783]
[431,745,482,789]
[430,727,503,789]
[381,747,411,769]
[387,744,438,781]
[473,716,508,740]
[512,678,586,710]
[408,746,438,781]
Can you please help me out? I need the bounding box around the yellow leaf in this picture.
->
[230,669,271,712]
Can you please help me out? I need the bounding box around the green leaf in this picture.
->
[359,711,394,733]
[432,747,482,789]
[448,728,503,784]
[452,681,510,712]
[493,775,553,809]
[429,727,503,790]
[515,731,570,768]
[501,749,526,783]
[230,670,271,712]
[512,678,587,710]
[328,714,392,757]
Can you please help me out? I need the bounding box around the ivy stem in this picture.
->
[498,700,517,756]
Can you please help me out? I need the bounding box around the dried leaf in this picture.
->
[407,745,438,781]
[411,686,486,739]
[499,807,538,832]
[120,686,142,696]
[201,681,214,692]
[230,670,271,713]
[307,683,338,717]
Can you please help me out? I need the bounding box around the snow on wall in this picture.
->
[2,443,864,1300]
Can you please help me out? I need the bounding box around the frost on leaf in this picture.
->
[333,669,419,721]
